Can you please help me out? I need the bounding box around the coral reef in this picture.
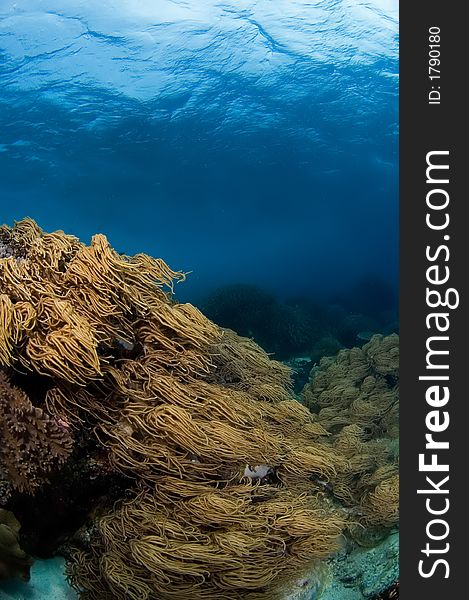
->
[0,509,33,582]
[0,242,14,260]
[202,283,398,364]
[320,531,399,600]
[302,335,398,438]
[202,285,323,360]
[0,372,73,494]
[302,335,399,536]
[0,219,352,600]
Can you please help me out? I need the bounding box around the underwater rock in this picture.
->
[282,561,332,600]
[309,336,344,367]
[369,581,399,599]
[0,509,33,582]
[320,532,399,600]
[282,355,315,395]
[0,556,77,599]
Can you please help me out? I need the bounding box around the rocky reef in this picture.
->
[0,219,398,599]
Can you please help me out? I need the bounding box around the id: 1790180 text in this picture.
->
[428,26,441,105]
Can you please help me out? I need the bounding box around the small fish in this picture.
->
[115,337,135,351]
[244,464,272,480]
[356,331,376,342]
[316,479,333,492]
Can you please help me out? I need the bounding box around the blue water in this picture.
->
[0,0,398,305]
[1,4,398,597]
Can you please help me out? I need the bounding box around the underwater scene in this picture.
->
[0,1,398,599]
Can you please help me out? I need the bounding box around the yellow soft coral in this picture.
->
[302,335,399,535]
[1,219,348,599]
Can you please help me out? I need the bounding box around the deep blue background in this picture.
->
[0,0,398,305]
